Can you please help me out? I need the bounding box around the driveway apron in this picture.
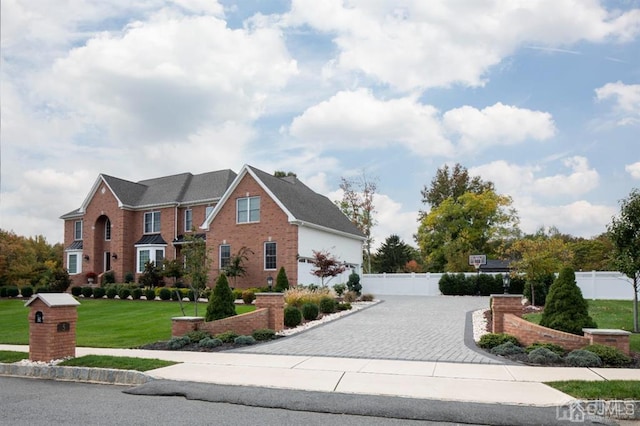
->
[232,295,503,364]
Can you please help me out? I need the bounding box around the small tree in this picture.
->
[346,272,362,296]
[540,267,597,335]
[224,246,253,288]
[275,266,289,292]
[206,273,236,321]
[49,268,71,293]
[181,234,210,316]
[163,259,184,287]
[138,261,164,288]
[310,250,346,287]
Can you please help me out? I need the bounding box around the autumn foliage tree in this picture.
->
[310,250,346,287]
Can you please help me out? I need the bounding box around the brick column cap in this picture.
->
[583,328,631,336]
[171,316,205,321]
[490,294,523,298]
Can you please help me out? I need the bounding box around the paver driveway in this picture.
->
[233,295,504,364]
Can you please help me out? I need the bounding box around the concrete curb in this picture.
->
[0,363,153,386]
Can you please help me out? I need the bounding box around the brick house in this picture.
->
[61,165,365,289]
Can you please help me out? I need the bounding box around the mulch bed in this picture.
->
[137,337,283,353]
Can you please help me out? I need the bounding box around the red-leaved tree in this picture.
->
[311,250,346,287]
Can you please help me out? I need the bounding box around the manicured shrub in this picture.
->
[566,349,603,367]
[491,342,525,356]
[71,286,83,297]
[124,272,135,283]
[252,329,276,341]
[540,268,597,335]
[234,335,256,346]
[144,289,156,301]
[0,287,7,297]
[6,286,19,298]
[105,287,117,299]
[242,290,256,305]
[215,331,239,343]
[583,344,631,366]
[337,302,352,311]
[319,296,336,314]
[284,306,302,327]
[476,274,504,296]
[346,272,362,295]
[167,336,190,350]
[343,291,358,303]
[158,287,171,301]
[199,337,222,348]
[81,287,93,298]
[438,273,468,295]
[206,274,236,321]
[101,271,116,285]
[275,266,290,292]
[186,330,210,343]
[20,286,34,298]
[92,287,106,298]
[302,303,319,321]
[527,347,561,365]
[360,293,374,302]
[333,283,346,297]
[232,289,243,301]
[478,333,519,350]
[131,288,143,300]
[508,275,525,294]
[118,288,131,300]
[525,342,566,357]
[49,269,72,293]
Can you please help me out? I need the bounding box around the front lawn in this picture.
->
[546,380,640,399]
[523,299,640,353]
[0,298,254,348]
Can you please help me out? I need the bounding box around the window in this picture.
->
[144,211,161,234]
[219,244,231,269]
[185,209,192,232]
[136,246,165,273]
[205,206,214,218]
[264,242,276,270]
[74,221,83,240]
[237,196,260,223]
[67,252,81,275]
[105,219,111,241]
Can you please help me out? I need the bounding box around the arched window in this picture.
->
[105,218,111,241]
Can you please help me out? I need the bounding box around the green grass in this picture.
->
[59,355,176,371]
[523,299,640,353]
[546,380,640,399]
[0,350,28,363]
[0,298,255,348]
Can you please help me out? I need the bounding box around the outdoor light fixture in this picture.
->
[84,255,90,261]
[503,273,511,294]
[111,253,118,260]
[267,275,273,291]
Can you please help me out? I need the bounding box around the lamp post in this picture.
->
[503,273,511,294]
[267,275,273,292]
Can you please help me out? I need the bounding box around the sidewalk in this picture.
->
[3,344,639,407]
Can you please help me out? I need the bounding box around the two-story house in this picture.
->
[61,165,365,288]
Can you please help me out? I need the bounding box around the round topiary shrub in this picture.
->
[527,347,561,365]
[252,329,276,341]
[131,288,142,300]
[144,289,156,301]
[490,342,525,356]
[118,288,131,300]
[242,290,256,305]
[105,287,118,299]
[583,344,631,366]
[92,287,106,298]
[199,337,222,348]
[566,349,603,367]
[81,286,93,298]
[167,336,190,350]
[319,296,336,314]
[20,286,34,298]
[234,335,256,346]
[71,286,82,297]
[302,303,319,321]
[478,333,519,350]
[284,306,302,327]
[6,286,19,298]
[158,287,171,301]
[215,331,239,343]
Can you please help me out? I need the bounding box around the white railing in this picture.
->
[361,271,636,300]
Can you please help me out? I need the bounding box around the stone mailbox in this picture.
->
[25,293,80,362]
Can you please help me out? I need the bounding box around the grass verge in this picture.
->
[0,350,28,363]
[59,355,176,371]
[546,380,640,400]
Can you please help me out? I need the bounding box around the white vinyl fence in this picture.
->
[361,271,636,300]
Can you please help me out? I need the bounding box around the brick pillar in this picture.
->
[26,294,80,362]
[255,293,284,332]
[583,328,631,355]
[491,294,523,334]
[171,316,204,337]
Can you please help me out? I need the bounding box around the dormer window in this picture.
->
[144,211,161,234]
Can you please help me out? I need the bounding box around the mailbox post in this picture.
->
[25,293,80,362]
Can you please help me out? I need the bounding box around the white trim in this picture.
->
[66,251,82,275]
[136,246,165,273]
[292,220,367,241]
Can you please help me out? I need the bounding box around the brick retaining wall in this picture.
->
[503,314,590,351]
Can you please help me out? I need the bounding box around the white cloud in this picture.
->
[288,89,453,157]
[372,194,419,251]
[285,0,640,91]
[532,156,599,196]
[443,102,556,151]
[626,162,640,179]
[595,81,640,125]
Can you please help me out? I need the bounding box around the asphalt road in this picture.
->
[0,376,617,426]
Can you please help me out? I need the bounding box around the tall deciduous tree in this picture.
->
[181,233,210,316]
[416,190,519,272]
[420,163,494,213]
[310,250,346,286]
[335,172,377,273]
[608,188,640,332]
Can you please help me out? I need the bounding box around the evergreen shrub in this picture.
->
[105,287,117,299]
[275,266,289,292]
[346,272,362,295]
[527,347,561,365]
[583,344,631,366]
[71,286,82,297]
[234,335,256,346]
[131,288,142,300]
[199,337,222,348]
[81,287,93,298]
[144,289,156,301]
[206,274,236,321]
[478,333,519,349]
[284,306,302,327]
[158,287,171,301]
[566,350,602,367]
[92,287,106,298]
[319,296,336,314]
[167,336,190,350]
[525,342,566,356]
[252,329,276,341]
[302,303,319,321]
[491,342,525,356]
[215,331,239,343]
[118,288,131,300]
[21,286,34,298]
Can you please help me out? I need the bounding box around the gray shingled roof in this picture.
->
[248,166,365,238]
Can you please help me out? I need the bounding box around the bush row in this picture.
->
[0,285,55,298]
[439,273,525,296]
[167,328,277,350]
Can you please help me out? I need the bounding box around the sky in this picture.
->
[1,0,639,251]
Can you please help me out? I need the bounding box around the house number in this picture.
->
[57,322,70,332]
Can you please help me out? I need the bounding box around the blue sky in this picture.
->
[1,0,639,250]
